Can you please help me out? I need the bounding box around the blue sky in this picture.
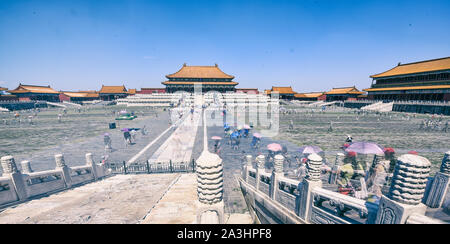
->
[0,0,449,92]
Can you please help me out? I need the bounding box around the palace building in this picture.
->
[59,91,99,103]
[162,64,238,93]
[8,84,60,102]
[324,86,365,101]
[99,85,129,101]
[364,57,450,101]
[264,86,296,100]
[294,92,326,101]
[137,88,166,94]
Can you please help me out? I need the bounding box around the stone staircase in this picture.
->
[361,101,394,112]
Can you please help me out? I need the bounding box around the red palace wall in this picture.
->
[138,88,166,94]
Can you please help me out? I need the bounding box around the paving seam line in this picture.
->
[137,173,183,224]
[127,111,190,165]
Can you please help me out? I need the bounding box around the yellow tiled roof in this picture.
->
[99,85,127,94]
[271,86,295,94]
[371,57,450,78]
[62,92,99,98]
[364,85,450,92]
[9,84,59,94]
[295,92,325,98]
[325,86,364,95]
[166,64,234,79]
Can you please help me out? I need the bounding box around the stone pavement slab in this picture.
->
[0,174,179,224]
[141,173,198,224]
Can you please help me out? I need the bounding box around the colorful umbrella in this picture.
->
[211,136,222,140]
[121,128,130,132]
[104,133,110,136]
[384,147,395,154]
[408,150,418,155]
[345,142,384,155]
[267,143,282,152]
[298,145,323,154]
[253,133,262,138]
[243,124,251,129]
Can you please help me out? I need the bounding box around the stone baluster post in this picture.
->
[20,160,33,174]
[255,155,265,191]
[270,154,284,200]
[328,153,344,185]
[55,154,72,188]
[375,154,431,224]
[1,156,28,201]
[85,153,98,181]
[424,151,450,208]
[298,153,323,222]
[196,150,224,224]
[244,155,253,182]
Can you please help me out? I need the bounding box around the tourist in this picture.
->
[345,135,353,143]
[296,157,307,181]
[104,133,112,152]
[383,147,397,173]
[214,140,221,153]
[141,125,148,135]
[250,136,260,149]
[123,130,132,145]
[130,129,137,141]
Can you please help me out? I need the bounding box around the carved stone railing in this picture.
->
[107,160,196,174]
[0,153,112,208]
[239,153,448,224]
[310,187,378,224]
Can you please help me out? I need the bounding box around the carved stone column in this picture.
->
[255,155,265,191]
[375,154,431,224]
[425,151,450,208]
[196,150,224,224]
[270,154,284,200]
[244,155,253,182]
[298,153,323,222]
[1,156,28,200]
[55,154,72,188]
[20,160,33,174]
[85,153,98,181]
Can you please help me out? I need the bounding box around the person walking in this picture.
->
[123,130,131,146]
[104,133,112,152]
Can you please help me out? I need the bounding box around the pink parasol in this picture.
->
[253,133,262,138]
[211,136,222,140]
[267,143,282,152]
[243,124,251,129]
[345,142,384,155]
[298,145,323,154]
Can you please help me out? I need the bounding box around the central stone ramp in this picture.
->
[149,110,201,164]
[0,174,179,224]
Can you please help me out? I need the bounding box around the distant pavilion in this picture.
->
[8,84,60,102]
[265,86,296,100]
[294,92,326,101]
[162,64,238,93]
[99,85,128,101]
[324,86,365,101]
[364,57,450,101]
